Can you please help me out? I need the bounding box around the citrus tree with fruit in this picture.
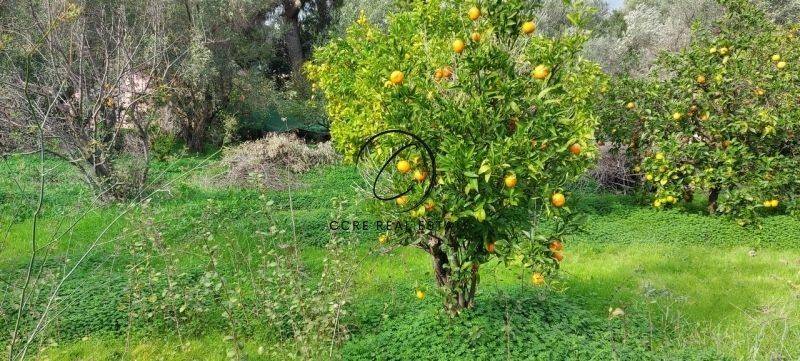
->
[308,0,605,312]
[595,76,663,163]
[634,0,800,221]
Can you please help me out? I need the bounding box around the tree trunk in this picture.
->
[283,0,307,91]
[426,236,478,314]
[683,185,694,203]
[187,124,207,153]
[708,186,720,214]
[316,0,331,33]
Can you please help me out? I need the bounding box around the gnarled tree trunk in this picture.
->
[423,236,479,314]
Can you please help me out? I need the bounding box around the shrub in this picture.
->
[587,144,639,193]
[220,133,339,189]
[633,0,800,221]
[309,0,605,312]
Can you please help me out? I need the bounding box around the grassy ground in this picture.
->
[1,154,799,360]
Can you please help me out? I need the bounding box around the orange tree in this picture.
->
[307,0,605,312]
[595,76,662,164]
[635,0,800,221]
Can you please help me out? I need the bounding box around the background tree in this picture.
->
[635,0,800,221]
[1,0,174,199]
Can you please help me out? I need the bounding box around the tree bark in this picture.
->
[424,236,478,314]
[708,186,720,214]
[283,0,307,91]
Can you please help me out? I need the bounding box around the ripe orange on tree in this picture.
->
[471,32,481,42]
[504,174,517,189]
[522,21,536,34]
[569,143,582,155]
[453,39,465,54]
[442,67,453,78]
[532,64,550,80]
[468,6,480,21]
[551,193,566,208]
[396,160,412,174]
[390,70,404,85]
[396,195,409,206]
[424,200,436,212]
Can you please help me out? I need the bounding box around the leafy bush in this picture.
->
[220,133,340,189]
[150,131,183,162]
[309,0,606,312]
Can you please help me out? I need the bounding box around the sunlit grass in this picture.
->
[3,158,800,360]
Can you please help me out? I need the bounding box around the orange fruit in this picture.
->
[413,170,427,182]
[379,234,388,244]
[522,21,536,35]
[531,272,545,285]
[504,174,517,189]
[532,64,550,80]
[470,32,481,42]
[772,54,781,62]
[755,88,766,96]
[551,193,565,208]
[434,69,444,79]
[396,160,412,173]
[468,6,480,21]
[549,240,563,252]
[696,75,706,84]
[770,199,779,208]
[552,252,564,262]
[672,112,683,121]
[453,39,465,54]
[719,47,729,55]
[568,143,581,155]
[415,289,425,300]
[442,67,453,78]
[424,200,436,212]
[777,61,787,69]
[390,70,404,85]
[396,195,409,206]
[626,102,636,110]
[486,242,495,253]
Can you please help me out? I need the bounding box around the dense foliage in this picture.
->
[615,0,800,221]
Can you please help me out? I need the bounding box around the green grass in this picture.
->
[2,155,799,360]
